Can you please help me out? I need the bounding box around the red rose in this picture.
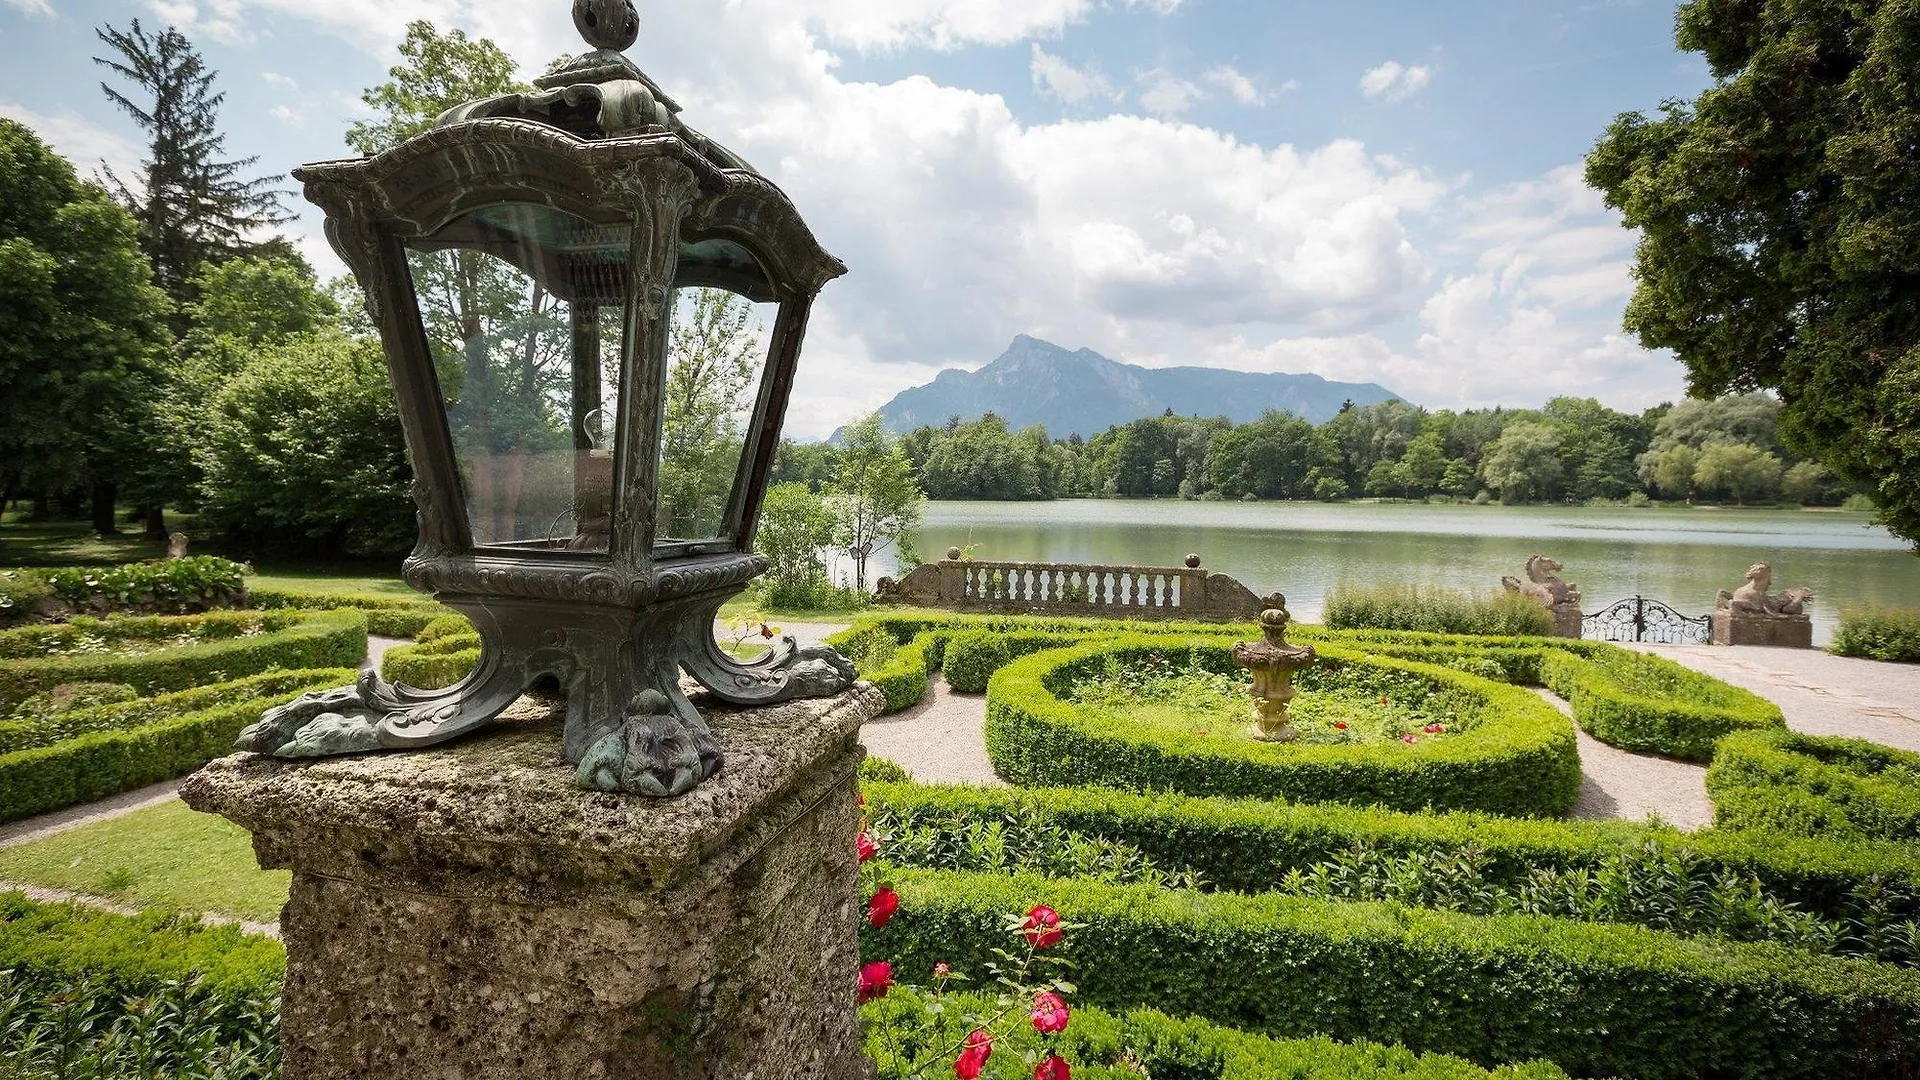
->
[933,961,951,979]
[857,961,892,1003]
[868,886,900,928]
[857,833,878,863]
[1379,696,1390,705]
[1035,1055,1071,1080]
[1030,991,1070,1034]
[1401,733,1418,745]
[857,792,866,807]
[1333,721,1348,730]
[1423,723,1444,734]
[954,1029,993,1079]
[1022,904,1063,948]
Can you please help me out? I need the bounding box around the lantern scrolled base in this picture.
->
[233,583,856,797]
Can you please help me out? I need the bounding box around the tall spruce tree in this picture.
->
[94,19,290,307]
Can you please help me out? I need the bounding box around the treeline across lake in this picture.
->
[775,393,1867,507]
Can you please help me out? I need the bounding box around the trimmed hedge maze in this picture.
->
[985,636,1581,816]
[836,611,1920,1078]
[0,608,366,823]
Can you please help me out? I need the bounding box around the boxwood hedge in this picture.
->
[0,609,365,712]
[1708,729,1920,842]
[983,636,1581,816]
[863,868,1920,1080]
[248,586,451,638]
[866,987,1573,1080]
[0,667,354,823]
[861,780,1920,935]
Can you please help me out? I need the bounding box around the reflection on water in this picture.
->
[898,501,1920,644]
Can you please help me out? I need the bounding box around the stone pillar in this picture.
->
[183,686,884,1080]
[1548,602,1584,639]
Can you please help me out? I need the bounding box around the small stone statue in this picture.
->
[1716,563,1813,618]
[166,532,189,559]
[1711,563,1814,648]
[1231,597,1318,742]
[1501,555,1583,637]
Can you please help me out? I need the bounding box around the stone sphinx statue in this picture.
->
[1711,563,1814,647]
[1501,555,1583,637]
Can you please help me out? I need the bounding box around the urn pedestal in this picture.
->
[182,685,883,1080]
[1712,613,1814,648]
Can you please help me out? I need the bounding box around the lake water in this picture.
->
[897,501,1920,644]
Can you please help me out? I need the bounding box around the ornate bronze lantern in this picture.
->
[237,0,854,796]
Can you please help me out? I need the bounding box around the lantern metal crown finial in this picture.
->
[262,3,852,797]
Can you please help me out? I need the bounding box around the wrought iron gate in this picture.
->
[1580,595,1712,645]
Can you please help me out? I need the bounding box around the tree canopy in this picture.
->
[1586,0,1920,546]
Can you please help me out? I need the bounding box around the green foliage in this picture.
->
[863,780,1920,955]
[1477,421,1563,503]
[1832,605,1920,663]
[866,987,1573,1080]
[659,288,766,540]
[345,20,523,155]
[834,414,924,591]
[0,609,365,712]
[859,756,911,784]
[41,557,248,616]
[0,569,54,623]
[0,118,171,511]
[0,893,283,1013]
[1323,582,1554,637]
[941,631,1011,694]
[381,631,479,690]
[871,805,1203,889]
[865,869,1920,1080]
[6,682,139,723]
[245,588,450,638]
[984,638,1581,817]
[1538,646,1784,761]
[756,481,838,603]
[1709,730,1920,843]
[194,334,414,559]
[1585,2,1920,543]
[0,967,279,1079]
[0,668,354,823]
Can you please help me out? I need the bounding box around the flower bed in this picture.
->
[0,609,365,712]
[984,637,1581,817]
[1708,729,1920,842]
[863,868,1920,1080]
[0,668,356,824]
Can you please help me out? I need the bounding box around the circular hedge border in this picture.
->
[983,636,1581,817]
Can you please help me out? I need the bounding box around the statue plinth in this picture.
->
[1232,600,1318,743]
[1712,613,1813,648]
[183,686,883,1080]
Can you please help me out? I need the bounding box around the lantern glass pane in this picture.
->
[404,204,631,552]
[654,285,778,545]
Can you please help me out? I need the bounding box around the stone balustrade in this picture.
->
[876,552,1272,621]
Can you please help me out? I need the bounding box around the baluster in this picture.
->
[1122,572,1135,607]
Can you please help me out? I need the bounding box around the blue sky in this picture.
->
[0,0,1712,438]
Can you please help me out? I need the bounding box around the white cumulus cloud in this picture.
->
[1359,60,1431,102]
[1202,64,1265,106]
[3,0,54,17]
[1136,69,1203,117]
[0,101,143,182]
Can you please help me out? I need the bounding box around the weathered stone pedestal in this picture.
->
[1712,613,1814,648]
[1548,603,1583,639]
[182,684,884,1080]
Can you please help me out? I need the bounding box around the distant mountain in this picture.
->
[855,335,1406,439]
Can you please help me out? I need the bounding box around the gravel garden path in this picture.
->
[1632,643,1920,752]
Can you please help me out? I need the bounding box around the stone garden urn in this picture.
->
[1231,598,1318,742]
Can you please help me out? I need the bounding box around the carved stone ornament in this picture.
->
[254,1,853,797]
[1500,554,1583,638]
[1231,597,1319,743]
[1711,562,1815,648]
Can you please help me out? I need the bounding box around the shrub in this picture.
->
[863,780,1920,959]
[7,681,139,721]
[247,587,452,638]
[864,868,1920,1080]
[866,987,1573,1080]
[1324,582,1554,637]
[0,568,54,623]
[0,968,279,1079]
[984,638,1581,817]
[0,609,366,712]
[43,557,249,615]
[0,893,283,1015]
[381,630,480,690]
[1538,646,1784,760]
[1709,729,1920,842]
[0,668,354,823]
[943,631,1011,693]
[859,756,910,784]
[1833,605,1920,663]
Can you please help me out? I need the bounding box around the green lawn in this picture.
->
[0,800,288,923]
[246,568,414,597]
[0,518,176,567]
